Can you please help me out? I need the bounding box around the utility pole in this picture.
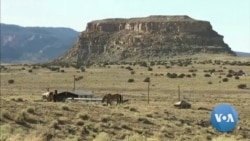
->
[73,75,76,91]
[178,85,180,101]
[148,81,150,104]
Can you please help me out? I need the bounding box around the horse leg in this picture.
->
[118,96,121,105]
[107,99,111,106]
[109,99,112,106]
[117,97,120,105]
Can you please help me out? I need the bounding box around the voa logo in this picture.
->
[214,113,234,123]
[211,104,238,132]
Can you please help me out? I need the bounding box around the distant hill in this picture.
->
[235,51,250,57]
[1,23,79,63]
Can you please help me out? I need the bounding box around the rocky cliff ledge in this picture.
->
[56,15,235,64]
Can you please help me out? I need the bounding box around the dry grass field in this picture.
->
[1,54,250,141]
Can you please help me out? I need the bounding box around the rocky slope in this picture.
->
[1,23,78,63]
[56,15,235,65]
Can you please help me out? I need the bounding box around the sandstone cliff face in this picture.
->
[57,15,235,64]
[86,16,211,33]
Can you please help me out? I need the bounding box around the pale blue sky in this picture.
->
[1,0,250,53]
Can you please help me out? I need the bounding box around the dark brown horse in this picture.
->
[53,92,78,102]
[102,93,123,105]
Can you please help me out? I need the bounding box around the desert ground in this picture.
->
[0,54,250,141]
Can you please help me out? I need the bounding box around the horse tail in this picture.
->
[102,95,107,103]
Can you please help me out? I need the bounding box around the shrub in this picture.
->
[222,78,228,82]
[101,115,111,122]
[14,112,26,124]
[16,98,23,102]
[103,62,109,66]
[238,84,247,89]
[226,74,233,78]
[212,135,242,141]
[8,79,14,84]
[78,113,89,120]
[49,67,60,71]
[150,61,155,66]
[1,110,11,120]
[41,64,48,68]
[130,71,135,75]
[125,134,147,141]
[121,123,132,130]
[235,76,240,80]
[178,74,185,78]
[192,73,196,77]
[50,120,59,129]
[26,107,35,114]
[239,70,244,74]
[209,69,216,73]
[147,67,153,71]
[128,79,135,83]
[165,66,171,69]
[143,77,150,82]
[60,70,65,73]
[57,117,69,125]
[178,63,183,67]
[80,67,86,72]
[204,74,211,77]
[203,70,208,73]
[94,132,111,141]
[140,62,148,67]
[28,69,32,73]
[76,120,84,126]
[137,117,154,124]
[125,66,133,71]
[61,105,69,111]
[130,107,137,112]
[188,69,197,72]
[167,73,178,78]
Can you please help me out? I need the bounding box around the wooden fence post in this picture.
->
[73,75,76,91]
[148,81,150,104]
[178,85,180,101]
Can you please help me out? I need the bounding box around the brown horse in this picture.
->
[102,93,123,105]
[47,92,54,102]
